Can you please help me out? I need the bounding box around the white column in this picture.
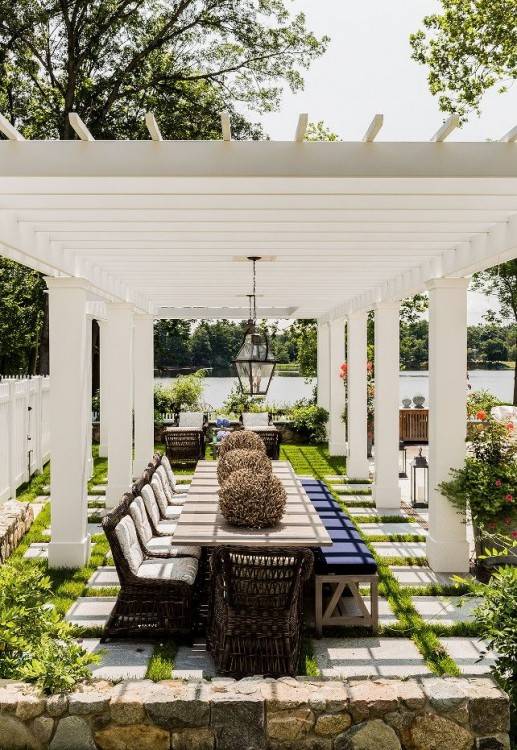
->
[46,278,91,568]
[347,312,369,479]
[98,320,108,458]
[106,303,134,508]
[317,321,330,411]
[85,317,93,479]
[427,278,469,572]
[328,317,346,456]
[373,301,401,509]
[133,313,155,477]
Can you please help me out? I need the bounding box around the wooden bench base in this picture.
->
[315,573,378,636]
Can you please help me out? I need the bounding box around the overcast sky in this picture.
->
[247,0,517,324]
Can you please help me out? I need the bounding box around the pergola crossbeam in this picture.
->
[145,112,163,142]
[0,113,25,141]
[362,114,383,142]
[69,113,95,142]
[431,114,460,142]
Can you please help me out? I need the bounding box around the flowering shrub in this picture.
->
[340,361,375,422]
[440,417,516,522]
[466,389,504,418]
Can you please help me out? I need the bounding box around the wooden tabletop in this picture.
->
[172,460,332,547]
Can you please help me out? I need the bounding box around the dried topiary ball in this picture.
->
[218,429,266,458]
[219,468,287,528]
[217,448,272,485]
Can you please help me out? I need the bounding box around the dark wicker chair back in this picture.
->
[212,546,313,611]
[132,466,155,496]
[164,428,205,463]
[102,493,138,583]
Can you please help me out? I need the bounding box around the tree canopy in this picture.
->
[0,0,328,139]
[410,0,517,121]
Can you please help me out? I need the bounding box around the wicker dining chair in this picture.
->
[101,500,198,640]
[240,413,281,459]
[208,546,313,678]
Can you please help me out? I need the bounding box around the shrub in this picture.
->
[439,417,517,522]
[154,370,205,417]
[0,562,97,692]
[288,403,329,443]
[467,389,504,418]
[221,383,267,417]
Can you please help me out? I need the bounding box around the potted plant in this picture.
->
[439,415,517,579]
[413,393,426,408]
[401,397,412,408]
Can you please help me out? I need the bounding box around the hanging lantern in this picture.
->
[410,448,429,508]
[398,440,407,478]
[233,257,276,397]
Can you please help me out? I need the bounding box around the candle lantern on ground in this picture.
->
[410,448,429,508]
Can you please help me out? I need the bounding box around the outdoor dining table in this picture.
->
[172,460,333,547]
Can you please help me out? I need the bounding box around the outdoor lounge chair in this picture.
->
[301,480,379,635]
[240,412,281,459]
[164,412,208,464]
[102,503,199,639]
[208,545,313,677]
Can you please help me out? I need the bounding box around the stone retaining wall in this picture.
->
[0,501,34,564]
[0,676,510,750]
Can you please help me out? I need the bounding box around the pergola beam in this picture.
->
[362,114,383,142]
[431,114,460,142]
[294,113,309,142]
[145,112,163,142]
[501,124,517,143]
[68,113,95,142]
[221,111,232,142]
[0,113,25,141]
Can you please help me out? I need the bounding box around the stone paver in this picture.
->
[65,597,116,627]
[79,639,152,679]
[314,637,431,678]
[31,503,45,520]
[439,637,497,675]
[359,522,425,537]
[87,566,120,588]
[91,484,107,493]
[34,495,50,503]
[391,566,467,588]
[411,596,482,624]
[24,542,49,559]
[173,641,216,679]
[373,541,427,558]
[347,507,408,518]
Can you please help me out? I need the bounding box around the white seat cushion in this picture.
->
[129,496,153,544]
[156,465,175,503]
[151,475,169,517]
[174,485,190,494]
[178,412,204,429]
[157,520,177,535]
[163,505,183,520]
[491,405,517,422]
[160,455,177,490]
[141,484,162,529]
[242,412,269,428]
[136,556,198,585]
[115,516,144,574]
[146,537,202,559]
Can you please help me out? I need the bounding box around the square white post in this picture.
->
[328,317,346,456]
[373,301,401,509]
[106,303,134,508]
[317,321,330,411]
[426,278,470,572]
[46,277,91,569]
[85,316,93,479]
[98,320,108,458]
[133,313,155,476]
[347,312,369,479]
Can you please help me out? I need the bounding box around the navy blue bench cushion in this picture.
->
[316,541,377,575]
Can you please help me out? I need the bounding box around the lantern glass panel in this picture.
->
[234,329,276,396]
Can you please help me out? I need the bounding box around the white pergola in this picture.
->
[1,112,516,573]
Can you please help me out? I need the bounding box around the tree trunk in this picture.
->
[37,294,49,375]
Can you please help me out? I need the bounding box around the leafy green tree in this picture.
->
[191,323,213,367]
[472,261,517,404]
[410,0,517,121]
[0,0,327,140]
[154,319,192,371]
[293,320,317,378]
[0,258,47,374]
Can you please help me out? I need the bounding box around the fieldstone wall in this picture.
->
[0,676,510,750]
[0,500,34,564]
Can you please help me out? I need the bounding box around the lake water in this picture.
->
[156,369,514,409]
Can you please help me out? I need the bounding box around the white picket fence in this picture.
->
[0,376,50,503]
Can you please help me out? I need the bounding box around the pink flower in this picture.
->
[507,422,514,432]
[495,480,502,487]
[366,361,373,372]
[504,494,513,503]
[512,531,517,539]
